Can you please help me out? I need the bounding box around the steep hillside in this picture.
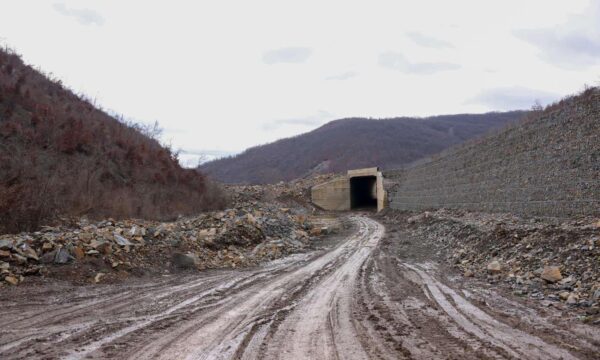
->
[0,49,225,233]
[200,111,526,184]
[386,87,600,217]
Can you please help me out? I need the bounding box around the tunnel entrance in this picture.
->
[350,176,377,210]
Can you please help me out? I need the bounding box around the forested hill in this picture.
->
[199,111,527,184]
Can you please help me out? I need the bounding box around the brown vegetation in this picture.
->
[199,111,526,184]
[0,49,226,234]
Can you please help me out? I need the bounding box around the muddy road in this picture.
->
[1,215,598,359]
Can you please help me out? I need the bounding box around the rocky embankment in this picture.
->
[380,209,600,325]
[0,175,337,286]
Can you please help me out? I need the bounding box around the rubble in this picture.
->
[0,175,337,286]
[380,209,600,324]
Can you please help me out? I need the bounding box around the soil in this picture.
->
[1,214,598,359]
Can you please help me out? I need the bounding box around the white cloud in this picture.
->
[262,110,334,130]
[378,51,460,74]
[262,47,312,64]
[53,2,104,26]
[178,149,237,168]
[469,86,560,110]
[514,1,600,69]
[325,71,358,80]
[407,32,453,48]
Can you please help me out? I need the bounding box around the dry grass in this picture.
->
[0,49,226,233]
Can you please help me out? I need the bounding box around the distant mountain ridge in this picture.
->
[199,111,527,184]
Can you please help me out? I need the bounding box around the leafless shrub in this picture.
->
[0,49,226,233]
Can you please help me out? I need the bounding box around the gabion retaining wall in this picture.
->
[385,89,600,217]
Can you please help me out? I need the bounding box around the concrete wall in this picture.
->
[385,89,600,217]
[311,177,350,211]
[311,168,386,212]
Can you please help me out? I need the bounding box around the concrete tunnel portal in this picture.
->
[350,176,377,209]
[310,167,386,212]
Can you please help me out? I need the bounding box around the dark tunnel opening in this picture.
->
[350,176,377,210]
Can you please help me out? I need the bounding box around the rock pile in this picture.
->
[0,176,337,286]
[386,209,600,323]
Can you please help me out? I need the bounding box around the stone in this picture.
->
[559,276,574,285]
[21,246,39,261]
[56,248,74,264]
[79,232,93,241]
[42,248,74,264]
[592,289,600,302]
[4,275,19,285]
[0,239,13,250]
[172,252,199,269]
[464,269,474,277]
[13,254,27,264]
[93,272,105,283]
[559,291,570,300]
[129,226,145,236]
[89,239,106,249]
[246,214,257,225]
[99,243,112,255]
[0,249,10,258]
[72,246,85,260]
[113,234,133,246]
[541,266,562,283]
[566,293,579,305]
[487,260,502,273]
[42,242,54,252]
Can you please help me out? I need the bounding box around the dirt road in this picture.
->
[1,215,598,359]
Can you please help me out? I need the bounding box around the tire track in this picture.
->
[2,215,596,359]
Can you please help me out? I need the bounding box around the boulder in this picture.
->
[41,242,54,252]
[172,252,199,269]
[4,275,19,285]
[541,266,562,283]
[93,272,105,283]
[113,234,133,246]
[487,260,502,273]
[310,228,322,236]
[592,289,600,302]
[72,246,85,260]
[41,248,74,264]
[0,239,13,250]
[566,293,579,305]
[559,291,570,301]
[20,245,39,261]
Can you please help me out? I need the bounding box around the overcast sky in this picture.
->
[1,0,599,166]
